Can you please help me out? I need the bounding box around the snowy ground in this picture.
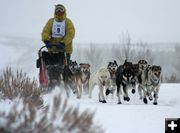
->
[42,83,180,133]
[0,37,180,133]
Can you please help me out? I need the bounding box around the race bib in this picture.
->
[52,19,66,38]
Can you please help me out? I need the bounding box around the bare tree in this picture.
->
[135,42,154,65]
[172,44,180,82]
[84,43,103,72]
[113,33,154,64]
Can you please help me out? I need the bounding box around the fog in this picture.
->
[0,0,180,43]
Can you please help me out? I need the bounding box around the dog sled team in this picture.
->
[42,59,161,105]
[38,4,162,105]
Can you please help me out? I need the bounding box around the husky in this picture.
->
[131,63,140,93]
[137,60,150,104]
[116,60,136,104]
[106,60,118,98]
[63,60,79,97]
[88,68,111,103]
[141,65,162,105]
[75,63,90,99]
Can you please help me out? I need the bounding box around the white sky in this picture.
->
[0,0,179,43]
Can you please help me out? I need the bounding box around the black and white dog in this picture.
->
[116,60,136,104]
[106,60,118,98]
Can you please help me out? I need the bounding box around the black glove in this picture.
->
[44,41,51,48]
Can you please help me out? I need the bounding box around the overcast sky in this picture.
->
[0,0,179,43]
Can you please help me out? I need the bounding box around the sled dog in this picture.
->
[75,63,90,99]
[106,60,118,98]
[116,60,136,104]
[137,60,150,104]
[89,68,111,103]
[63,60,79,96]
[139,65,162,105]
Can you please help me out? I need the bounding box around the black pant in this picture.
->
[42,51,65,66]
[66,53,71,65]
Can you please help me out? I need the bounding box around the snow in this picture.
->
[40,83,180,133]
[1,78,179,133]
[0,1,180,131]
[0,36,180,133]
[0,78,179,131]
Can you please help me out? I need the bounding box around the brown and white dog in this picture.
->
[145,65,162,105]
[75,63,90,99]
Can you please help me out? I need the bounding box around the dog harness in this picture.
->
[52,19,66,38]
[109,70,116,84]
[80,72,90,84]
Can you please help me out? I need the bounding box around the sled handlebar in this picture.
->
[38,44,68,66]
[38,44,66,57]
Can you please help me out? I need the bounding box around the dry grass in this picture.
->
[0,95,104,133]
[0,67,104,133]
[0,67,43,106]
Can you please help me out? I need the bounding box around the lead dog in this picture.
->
[106,60,118,97]
[139,65,162,105]
[88,68,111,103]
[137,60,150,104]
[116,60,136,104]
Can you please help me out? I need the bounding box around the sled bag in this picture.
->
[39,59,49,87]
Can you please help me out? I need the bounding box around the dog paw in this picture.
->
[117,102,122,104]
[102,100,107,103]
[105,89,110,96]
[131,89,136,94]
[124,97,130,102]
[149,97,153,101]
[143,98,148,104]
[153,102,158,105]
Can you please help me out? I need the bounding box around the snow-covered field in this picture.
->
[0,37,180,133]
[57,84,180,133]
[1,83,180,133]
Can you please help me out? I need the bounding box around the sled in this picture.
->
[36,45,67,89]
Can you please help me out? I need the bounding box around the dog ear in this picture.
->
[125,59,127,63]
[114,60,117,64]
[87,64,90,67]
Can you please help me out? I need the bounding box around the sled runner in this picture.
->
[36,45,67,89]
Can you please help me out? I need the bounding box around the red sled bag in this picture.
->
[37,46,49,88]
[39,58,49,88]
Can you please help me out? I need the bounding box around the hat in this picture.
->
[55,4,65,13]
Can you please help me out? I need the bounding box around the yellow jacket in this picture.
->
[41,8,75,54]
